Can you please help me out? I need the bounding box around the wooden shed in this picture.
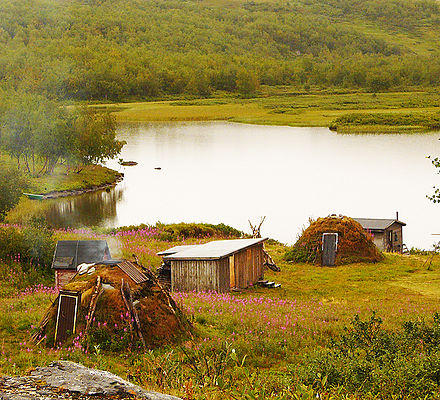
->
[353,216,406,253]
[51,240,111,287]
[158,238,267,293]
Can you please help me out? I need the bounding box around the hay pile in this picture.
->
[285,216,383,265]
[34,261,191,350]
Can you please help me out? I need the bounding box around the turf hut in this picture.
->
[286,216,383,266]
[52,240,111,287]
[34,260,190,349]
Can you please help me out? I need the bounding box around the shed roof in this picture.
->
[353,218,406,231]
[163,238,267,261]
[52,240,111,270]
[157,245,199,256]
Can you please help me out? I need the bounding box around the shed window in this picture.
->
[394,232,398,241]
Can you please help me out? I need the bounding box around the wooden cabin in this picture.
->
[158,238,267,292]
[353,216,406,253]
[52,240,111,287]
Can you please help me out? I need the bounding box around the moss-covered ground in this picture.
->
[1,226,440,399]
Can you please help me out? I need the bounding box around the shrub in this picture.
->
[330,111,440,131]
[0,221,55,273]
[158,222,244,240]
[0,166,28,221]
[297,312,440,399]
[111,222,244,240]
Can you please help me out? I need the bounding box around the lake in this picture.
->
[45,122,440,249]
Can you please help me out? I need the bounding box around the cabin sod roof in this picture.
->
[163,238,267,260]
[353,218,406,231]
[52,240,110,270]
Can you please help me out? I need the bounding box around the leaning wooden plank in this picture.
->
[263,247,280,272]
[141,261,193,336]
[31,296,60,344]
[124,280,147,351]
[120,278,134,341]
[85,276,103,335]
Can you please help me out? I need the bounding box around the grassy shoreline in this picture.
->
[94,90,440,133]
[1,152,122,195]
[1,152,123,223]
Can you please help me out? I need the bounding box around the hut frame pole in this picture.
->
[85,276,103,338]
[122,280,147,351]
[120,278,135,342]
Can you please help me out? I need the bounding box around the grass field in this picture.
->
[94,90,440,132]
[1,225,440,399]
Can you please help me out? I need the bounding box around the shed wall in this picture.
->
[231,243,264,289]
[171,258,230,292]
[369,224,403,252]
[385,222,404,252]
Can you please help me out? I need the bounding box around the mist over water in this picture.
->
[45,122,440,249]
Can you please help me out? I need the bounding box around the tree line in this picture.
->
[0,0,440,100]
[0,92,124,176]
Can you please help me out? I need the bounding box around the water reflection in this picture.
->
[44,187,123,228]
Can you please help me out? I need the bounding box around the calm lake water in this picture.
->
[45,122,440,249]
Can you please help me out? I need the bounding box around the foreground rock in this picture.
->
[0,361,181,400]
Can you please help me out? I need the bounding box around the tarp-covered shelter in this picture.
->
[52,240,111,287]
[158,238,267,292]
[34,259,190,349]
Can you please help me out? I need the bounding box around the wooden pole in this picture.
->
[123,280,147,351]
[120,278,134,343]
[85,276,103,337]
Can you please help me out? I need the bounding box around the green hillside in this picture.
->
[0,0,440,100]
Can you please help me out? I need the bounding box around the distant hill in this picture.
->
[0,0,439,99]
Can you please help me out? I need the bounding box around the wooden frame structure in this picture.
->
[160,238,267,292]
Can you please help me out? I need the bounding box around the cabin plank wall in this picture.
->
[231,243,264,289]
[171,259,230,292]
[171,243,264,292]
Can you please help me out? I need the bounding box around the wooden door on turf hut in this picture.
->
[54,291,81,345]
[322,233,338,266]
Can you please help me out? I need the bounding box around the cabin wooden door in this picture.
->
[322,233,338,266]
[229,255,235,288]
[55,291,80,345]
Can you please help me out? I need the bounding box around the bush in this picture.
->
[112,222,244,240]
[329,112,440,131]
[0,166,28,221]
[158,223,244,240]
[0,221,55,273]
[297,312,440,399]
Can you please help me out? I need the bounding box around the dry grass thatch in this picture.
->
[285,216,384,265]
[33,262,191,350]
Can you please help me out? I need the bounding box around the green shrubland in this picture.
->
[330,111,440,132]
[1,0,440,100]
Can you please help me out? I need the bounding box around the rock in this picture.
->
[0,361,181,400]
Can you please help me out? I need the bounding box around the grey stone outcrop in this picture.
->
[0,360,181,400]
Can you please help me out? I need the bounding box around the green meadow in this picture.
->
[1,224,440,399]
[95,90,440,132]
